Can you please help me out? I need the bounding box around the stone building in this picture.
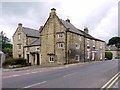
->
[12,23,40,65]
[13,8,105,65]
[106,45,120,59]
[40,8,105,65]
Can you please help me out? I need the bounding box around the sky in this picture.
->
[0,0,119,43]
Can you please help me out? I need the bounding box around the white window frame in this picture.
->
[58,33,63,38]
[36,47,40,51]
[93,40,95,47]
[49,56,54,62]
[92,52,95,60]
[75,55,80,61]
[58,43,64,48]
[87,49,90,59]
[18,44,22,49]
[76,43,80,49]
[100,53,102,60]
[79,35,81,41]
[100,43,102,49]
[18,33,21,40]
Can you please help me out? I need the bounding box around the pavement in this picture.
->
[2,60,119,89]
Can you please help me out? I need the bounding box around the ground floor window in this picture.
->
[19,54,21,58]
[75,55,79,61]
[100,53,102,60]
[87,49,90,59]
[49,56,54,62]
[92,52,95,60]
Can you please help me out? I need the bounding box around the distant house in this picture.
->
[106,45,120,59]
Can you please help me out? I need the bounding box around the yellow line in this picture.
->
[100,72,120,90]
[107,74,120,88]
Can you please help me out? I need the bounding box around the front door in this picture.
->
[27,54,29,63]
[37,53,40,65]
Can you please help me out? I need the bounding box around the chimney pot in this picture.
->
[84,26,89,34]
[65,19,70,23]
[18,23,22,27]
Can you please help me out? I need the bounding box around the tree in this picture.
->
[107,37,120,48]
[0,31,13,57]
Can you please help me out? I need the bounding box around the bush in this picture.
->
[105,51,113,60]
[2,58,28,67]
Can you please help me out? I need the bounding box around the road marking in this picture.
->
[100,72,120,90]
[107,74,120,88]
[31,72,37,74]
[12,75,20,77]
[23,81,47,88]
[63,72,77,77]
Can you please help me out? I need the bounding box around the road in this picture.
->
[2,60,119,89]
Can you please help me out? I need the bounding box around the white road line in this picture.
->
[23,81,47,88]
[31,72,37,74]
[63,73,77,77]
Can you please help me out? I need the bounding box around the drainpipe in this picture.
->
[65,28,69,64]
[84,36,86,62]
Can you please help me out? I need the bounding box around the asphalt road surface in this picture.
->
[2,60,119,89]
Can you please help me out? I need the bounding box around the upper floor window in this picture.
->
[58,33,63,38]
[36,47,40,51]
[100,43,102,49]
[18,33,21,40]
[76,43,80,49]
[58,43,64,48]
[18,44,22,49]
[75,55,79,61]
[79,36,81,41]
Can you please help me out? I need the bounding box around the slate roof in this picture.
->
[60,19,104,42]
[25,39,40,47]
[106,45,118,51]
[60,19,84,35]
[23,27,40,37]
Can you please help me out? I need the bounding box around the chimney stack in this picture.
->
[65,19,70,23]
[50,8,56,17]
[18,23,22,27]
[84,26,89,34]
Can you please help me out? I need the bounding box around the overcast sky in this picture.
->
[0,0,119,43]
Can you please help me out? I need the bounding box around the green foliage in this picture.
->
[0,31,13,57]
[105,51,113,60]
[108,37,120,48]
[2,58,28,67]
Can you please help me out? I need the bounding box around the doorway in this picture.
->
[37,53,40,65]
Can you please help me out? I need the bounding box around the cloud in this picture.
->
[93,6,118,42]
[0,0,118,43]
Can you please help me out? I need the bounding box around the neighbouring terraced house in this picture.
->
[13,8,105,65]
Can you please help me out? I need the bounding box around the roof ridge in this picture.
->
[23,27,39,31]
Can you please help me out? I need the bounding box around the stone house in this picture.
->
[40,8,105,65]
[12,23,40,65]
[13,8,105,65]
[106,45,120,59]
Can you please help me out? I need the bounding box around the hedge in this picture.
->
[2,58,28,67]
[105,51,113,60]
